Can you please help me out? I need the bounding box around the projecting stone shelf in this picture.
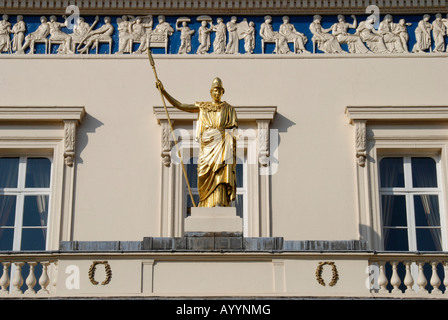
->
[60,238,367,252]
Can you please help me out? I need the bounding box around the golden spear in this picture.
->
[147,48,196,207]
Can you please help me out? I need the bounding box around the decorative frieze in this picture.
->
[0,0,447,15]
[1,12,448,55]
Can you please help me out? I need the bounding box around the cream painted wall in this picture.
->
[0,55,446,242]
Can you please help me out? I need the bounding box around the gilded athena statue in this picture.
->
[156,77,238,208]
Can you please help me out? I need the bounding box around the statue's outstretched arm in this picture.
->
[156,81,198,112]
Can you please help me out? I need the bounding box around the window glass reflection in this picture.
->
[380,158,404,188]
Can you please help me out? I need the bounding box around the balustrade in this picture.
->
[0,259,55,296]
[369,255,448,296]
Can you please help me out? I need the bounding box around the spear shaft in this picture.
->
[147,49,196,207]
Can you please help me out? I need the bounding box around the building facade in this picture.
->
[0,0,448,299]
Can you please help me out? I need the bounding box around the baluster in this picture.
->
[38,262,50,294]
[443,262,448,294]
[390,261,402,294]
[430,261,442,295]
[417,261,428,294]
[403,261,415,294]
[0,262,10,295]
[378,261,389,294]
[24,262,37,295]
[11,262,24,294]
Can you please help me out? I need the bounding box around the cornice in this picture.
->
[1,0,447,15]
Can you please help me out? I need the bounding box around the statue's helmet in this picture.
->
[211,77,224,90]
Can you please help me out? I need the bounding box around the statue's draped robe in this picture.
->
[194,101,238,207]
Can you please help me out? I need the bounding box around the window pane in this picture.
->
[235,194,244,218]
[380,158,404,188]
[236,163,244,188]
[412,157,437,188]
[0,195,16,226]
[383,228,409,251]
[381,195,407,227]
[0,157,19,188]
[414,195,440,227]
[21,228,46,251]
[23,195,49,227]
[186,158,198,189]
[0,228,14,250]
[25,158,51,188]
[416,228,442,251]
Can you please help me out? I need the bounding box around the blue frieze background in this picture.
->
[1,14,445,55]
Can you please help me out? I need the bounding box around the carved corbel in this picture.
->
[160,120,172,167]
[64,120,77,167]
[257,120,270,166]
[354,120,367,167]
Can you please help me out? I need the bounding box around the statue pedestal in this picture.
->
[184,207,243,233]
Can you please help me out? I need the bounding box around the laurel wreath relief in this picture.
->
[88,261,112,285]
[315,261,339,287]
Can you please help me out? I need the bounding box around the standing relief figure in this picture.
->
[279,16,310,53]
[197,19,212,54]
[238,20,255,54]
[260,15,290,54]
[332,15,370,53]
[48,15,73,54]
[378,15,405,53]
[11,15,26,53]
[116,15,131,54]
[225,16,239,54]
[176,17,195,54]
[392,19,412,52]
[212,17,226,54]
[0,14,12,53]
[432,14,446,53]
[309,15,344,53]
[412,14,432,53]
[20,16,49,54]
[78,16,114,54]
[355,16,388,53]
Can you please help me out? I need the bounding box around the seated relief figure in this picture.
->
[78,16,114,54]
[48,15,73,54]
[378,15,405,53]
[392,18,412,52]
[260,15,291,54]
[19,16,49,54]
[309,15,345,53]
[355,16,388,53]
[279,16,310,53]
[332,15,370,53]
[156,78,238,208]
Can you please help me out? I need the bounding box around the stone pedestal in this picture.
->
[184,207,243,233]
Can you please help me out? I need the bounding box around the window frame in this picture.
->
[0,106,85,250]
[346,105,448,251]
[378,153,446,251]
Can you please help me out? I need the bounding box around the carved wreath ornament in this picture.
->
[88,261,112,285]
[315,261,339,287]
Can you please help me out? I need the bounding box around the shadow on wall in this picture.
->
[359,223,381,251]
[75,112,104,165]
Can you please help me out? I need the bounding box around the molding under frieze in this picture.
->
[0,0,447,14]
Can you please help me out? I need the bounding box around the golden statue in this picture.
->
[156,77,238,207]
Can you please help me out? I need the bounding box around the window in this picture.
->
[379,156,443,251]
[185,156,247,220]
[0,156,52,251]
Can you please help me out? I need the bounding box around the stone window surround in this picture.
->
[0,106,85,250]
[346,105,448,251]
[154,105,277,238]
